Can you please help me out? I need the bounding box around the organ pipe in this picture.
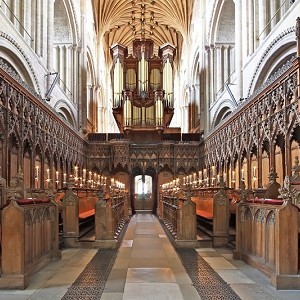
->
[111,41,175,132]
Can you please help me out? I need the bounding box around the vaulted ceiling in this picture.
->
[93,0,195,59]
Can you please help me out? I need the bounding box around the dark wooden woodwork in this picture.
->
[95,192,127,246]
[234,177,300,289]
[161,193,197,246]
[191,186,230,247]
[0,199,60,289]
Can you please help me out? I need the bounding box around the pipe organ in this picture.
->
[111,39,176,137]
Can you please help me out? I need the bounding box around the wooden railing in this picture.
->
[95,191,127,246]
[0,198,60,289]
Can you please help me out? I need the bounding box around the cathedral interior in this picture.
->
[0,0,300,299]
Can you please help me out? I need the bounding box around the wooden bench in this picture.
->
[160,193,197,245]
[190,185,229,247]
[234,176,300,290]
[0,198,60,289]
[193,197,213,219]
[61,187,98,247]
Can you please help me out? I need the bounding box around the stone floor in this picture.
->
[0,213,299,299]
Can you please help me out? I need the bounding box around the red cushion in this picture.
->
[79,209,95,220]
[17,198,50,205]
[263,199,283,205]
[196,209,213,219]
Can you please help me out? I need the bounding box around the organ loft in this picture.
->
[111,39,178,142]
[0,0,300,299]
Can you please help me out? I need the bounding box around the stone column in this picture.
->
[209,45,215,102]
[270,0,277,29]
[258,0,267,43]
[235,0,243,100]
[223,46,229,83]
[216,46,223,95]
[36,0,41,56]
[204,46,211,132]
[23,0,32,44]
[47,0,54,73]
[71,45,78,103]
[248,0,254,55]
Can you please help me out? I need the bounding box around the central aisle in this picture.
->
[101,213,200,300]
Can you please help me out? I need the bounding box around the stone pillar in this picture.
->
[259,0,267,43]
[23,0,32,44]
[35,0,41,56]
[209,45,215,102]
[71,45,78,104]
[270,0,277,29]
[235,0,243,100]
[216,46,223,94]
[248,0,254,55]
[223,46,229,83]
[204,46,211,132]
[47,0,54,73]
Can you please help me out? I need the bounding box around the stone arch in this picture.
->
[209,0,235,45]
[54,100,76,127]
[212,104,232,128]
[0,38,39,93]
[248,28,296,96]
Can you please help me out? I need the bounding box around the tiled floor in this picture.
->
[101,213,200,300]
[0,213,299,299]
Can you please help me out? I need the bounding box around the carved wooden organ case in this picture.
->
[111,39,176,137]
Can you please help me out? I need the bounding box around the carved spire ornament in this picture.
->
[279,176,297,202]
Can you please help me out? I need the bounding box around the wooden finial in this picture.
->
[279,176,297,202]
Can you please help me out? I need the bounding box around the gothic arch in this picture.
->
[54,100,76,127]
[208,0,235,45]
[54,0,79,45]
[211,102,233,128]
[0,36,40,93]
[248,27,296,96]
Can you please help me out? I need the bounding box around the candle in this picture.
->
[241,168,244,179]
[46,168,50,179]
[74,166,78,178]
[63,173,66,183]
[199,171,202,180]
[83,169,86,180]
[232,171,235,182]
